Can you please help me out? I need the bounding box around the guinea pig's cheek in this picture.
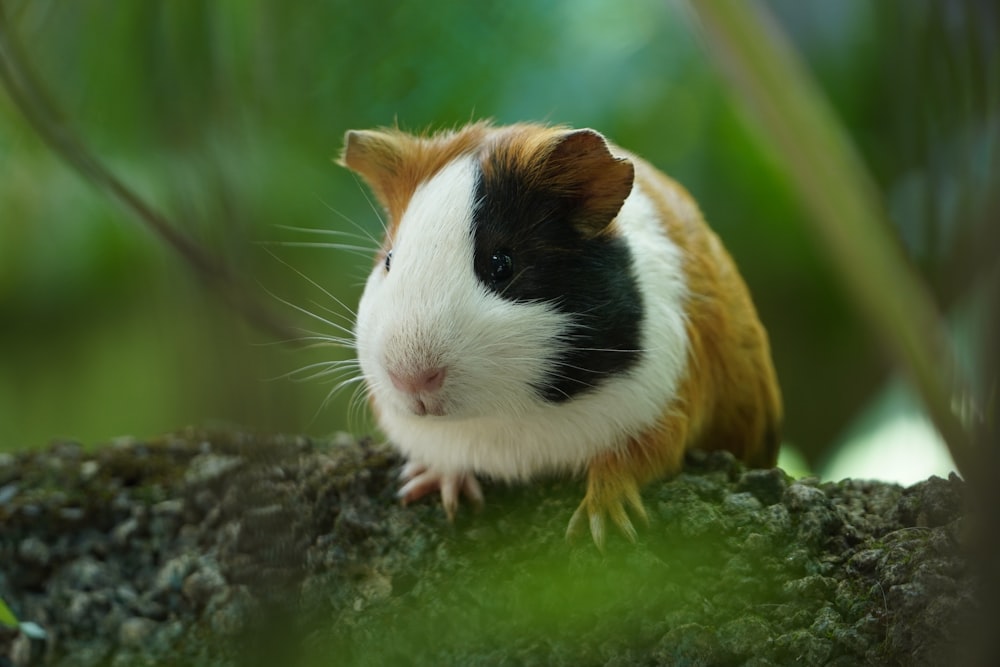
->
[354,284,392,405]
[432,300,568,419]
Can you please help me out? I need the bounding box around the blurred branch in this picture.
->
[686,0,977,478]
[0,2,296,342]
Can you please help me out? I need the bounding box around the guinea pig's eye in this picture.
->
[384,250,392,273]
[490,251,513,284]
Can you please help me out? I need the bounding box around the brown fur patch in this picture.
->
[578,155,782,538]
[623,155,782,477]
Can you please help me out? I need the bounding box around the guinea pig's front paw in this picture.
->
[566,467,649,550]
[397,461,484,521]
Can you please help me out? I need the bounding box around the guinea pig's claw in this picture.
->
[398,464,483,522]
[398,460,427,481]
[463,475,485,507]
[565,504,589,545]
[439,473,484,521]
[566,478,649,550]
[397,467,439,504]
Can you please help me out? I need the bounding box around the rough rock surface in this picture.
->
[0,429,976,666]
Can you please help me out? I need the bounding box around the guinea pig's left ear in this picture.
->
[544,129,635,237]
[336,129,406,214]
[339,129,396,171]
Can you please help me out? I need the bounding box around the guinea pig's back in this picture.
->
[622,151,783,468]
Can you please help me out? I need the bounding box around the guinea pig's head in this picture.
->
[339,123,642,422]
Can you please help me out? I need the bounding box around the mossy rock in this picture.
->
[0,429,978,666]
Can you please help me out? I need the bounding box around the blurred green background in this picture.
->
[0,0,996,482]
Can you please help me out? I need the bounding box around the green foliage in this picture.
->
[0,594,17,628]
[692,0,977,475]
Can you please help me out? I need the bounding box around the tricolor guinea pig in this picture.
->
[338,121,782,547]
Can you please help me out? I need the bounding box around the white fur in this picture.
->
[355,150,690,481]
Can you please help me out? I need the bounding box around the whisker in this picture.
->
[260,282,356,338]
[275,223,376,246]
[464,331,660,359]
[347,381,372,431]
[348,173,388,236]
[297,340,356,352]
[313,365,363,386]
[534,378,573,401]
[497,267,530,299]
[306,298,357,327]
[315,375,368,422]
[258,240,374,257]
[536,368,596,387]
[287,335,356,350]
[260,246,360,320]
[317,195,385,246]
[272,359,361,383]
[567,346,651,354]
[252,333,355,349]
[295,328,357,347]
[267,324,356,348]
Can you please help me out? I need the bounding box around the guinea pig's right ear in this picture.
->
[541,129,635,238]
[337,129,405,216]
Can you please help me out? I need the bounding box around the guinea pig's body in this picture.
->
[340,122,781,546]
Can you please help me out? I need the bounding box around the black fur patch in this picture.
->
[471,160,643,402]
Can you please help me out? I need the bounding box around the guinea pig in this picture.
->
[338,121,782,547]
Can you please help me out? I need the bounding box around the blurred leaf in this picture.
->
[689,0,976,477]
[0,595,18,628]
[0,1,297,342]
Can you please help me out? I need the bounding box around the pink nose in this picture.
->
[388,366,447,395]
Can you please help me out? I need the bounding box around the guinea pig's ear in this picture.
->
[337,129,406,215]
[338,129,397,174]
[543,129,634,237]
